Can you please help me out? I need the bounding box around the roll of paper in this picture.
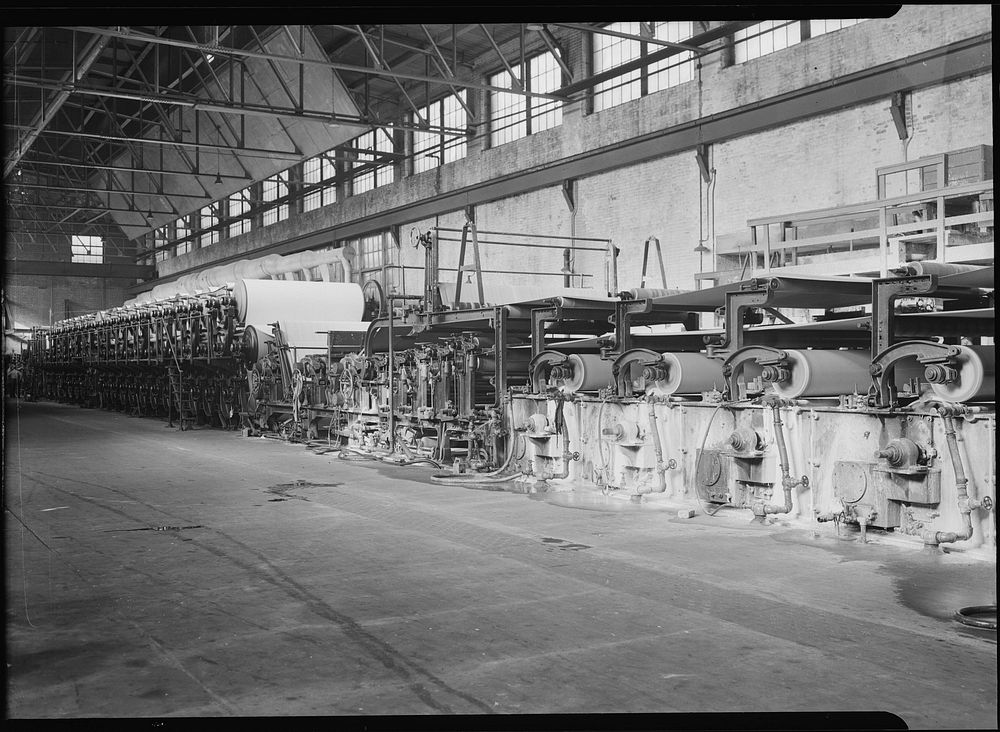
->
[235,279,364,326]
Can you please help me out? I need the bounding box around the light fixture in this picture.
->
[693,243,711,253]
[214,124,223,184]
[526,23,545,32]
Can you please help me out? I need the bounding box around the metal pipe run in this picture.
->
[646,401,668,493]
[921,402,994,546]
[756,397,809,518]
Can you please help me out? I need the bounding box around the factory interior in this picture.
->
[3,9,996,727]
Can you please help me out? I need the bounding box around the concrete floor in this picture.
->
[4,400,997,726]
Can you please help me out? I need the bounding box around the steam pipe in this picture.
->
[755,397,808,517]
[646,400,668,493]
[920,401,993,546]
[129,248,354,305]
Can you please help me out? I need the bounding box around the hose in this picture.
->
[429,433,525,484]
[429,397,523,483]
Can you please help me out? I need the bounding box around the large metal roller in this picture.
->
[762,349,872,398]
[241,324,274,363]
[234,279,365,326]
[532,352,613,394]
[645,352,725,396]
[925,345,995,402]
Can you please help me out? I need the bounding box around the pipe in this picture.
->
[646,401,668,493]
[130,248,354,305]
[755,397,808,517]
[547,400,580,481]
[920,403,992,546]
[430,398,524,483]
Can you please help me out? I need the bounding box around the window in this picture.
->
[71,235,103,264]
[593,22,643,112]
[529,52,563,133]
[648,21,695,93]
[262,171,290,226]
[413,91,468,173]
[303,154,337,211]
[489,67,527,146]
[810,19,864,37]
[352,128,395,194]
[733,20,802,63]
[228,189,252,238]
[199,205,219,248]
[145,227,167,263]
[592,22,696,112]
[489,52,563,147]
[174,216,192,256]
[353,231,399,291]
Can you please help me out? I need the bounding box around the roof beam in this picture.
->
[15,157,252,181]
[64,26,571,102]
[5,31,110,179]
[16,128,303,160]
[6,180,210,200]
[14,76,468,135]
[550,22,708,54]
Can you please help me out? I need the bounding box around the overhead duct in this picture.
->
[125,247,354,306]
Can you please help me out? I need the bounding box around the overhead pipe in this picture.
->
[128,248,354,306]
[920,401,994,547]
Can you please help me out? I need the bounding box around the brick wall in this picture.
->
[6,275,123,329]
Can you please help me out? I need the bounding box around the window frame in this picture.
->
[198,204,220,248]
[303,154,337,211]
[413,91,468,173]
[352,128,395,194]
[489,51,564,148]
[227,189,252,238]
[71,234,104,264]
[262,170,290,226]
[591,21,698,113]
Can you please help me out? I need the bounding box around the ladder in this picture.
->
[168,368,197,430]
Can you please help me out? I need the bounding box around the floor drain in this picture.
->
[953,605,997,631]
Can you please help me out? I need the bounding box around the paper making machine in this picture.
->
[506,266,995,557]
